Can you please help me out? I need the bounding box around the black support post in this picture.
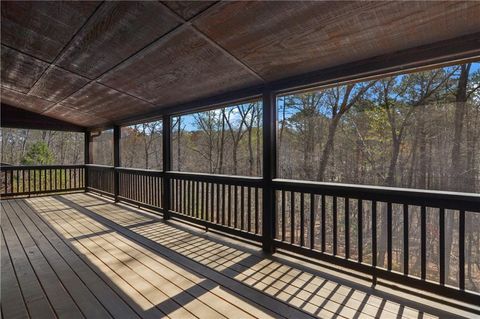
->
[113,125,121,202]
[162,115,171,220]
[84,131,91,191]
[262,88,276,253]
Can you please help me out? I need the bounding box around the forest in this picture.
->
[1,61,479,292]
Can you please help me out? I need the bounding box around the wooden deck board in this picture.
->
[13,200,149,319]
[1,193,479,319]
[1,202,57,319]
[1,228,30,319]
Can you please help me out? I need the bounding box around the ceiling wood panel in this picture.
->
[163,1,216,20]
[43,104,108,127]
[2,1,479,129]
[1,1,99,62]
[29,66,90,102]
[56,2,181,79]
[99,26,262,108]
[194,1,480,81]
[1,86,54,113]
[1,45,49,93]
[59,82,154,120]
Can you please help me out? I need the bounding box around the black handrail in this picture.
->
[273,179,480,211]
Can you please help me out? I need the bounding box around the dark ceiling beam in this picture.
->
[113,84,264,127]
[271,31,480,93]
[109,31,480,129]
[1,103,86,132]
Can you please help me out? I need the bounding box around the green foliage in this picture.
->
[21,141,54,165]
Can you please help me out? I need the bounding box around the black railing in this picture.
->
[86,164,115,196]
[168,172,263,241]
[0,164,85,197]
[272,179,480,303]
[1,163,478,303]
[117,167,163,210]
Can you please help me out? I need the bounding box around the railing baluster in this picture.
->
[3,170,7,194]
[358,199,363,263]
[291,191,295,244]
[183,179,187,214]
[241,186,245,230]
[403,204,409,276]
[174,179,178,212]
[227,184,231,227]
[190,180,194,217]
[190,179,194,216]
[281,190,286,241]
[310,193,315,249]
[372,200,377,268]
[205,182,209,221]
[387,202,392,271]
[439,207,445,285]
[211,182,216,222]
[234,185,238,228]
[321,195,326,253]
[333,196,337,255]
[255,187,259,234]
[217,183,221,224]
[222,184,226,226]
[345,197,350,259]
[421,205,427,280]
[197,181,200,219]
[247,186,251,232]
[16,170,19,193]
[203,182,208,220]
[459,210,465,290]
[300,192,305,247]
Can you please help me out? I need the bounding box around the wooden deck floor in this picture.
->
[1,193,478,319]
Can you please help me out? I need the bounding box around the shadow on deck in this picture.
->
[1,193,478,319]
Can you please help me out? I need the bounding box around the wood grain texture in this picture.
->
[1,86,53,112]
[59,82,155,121]
[29,66,90,102]
[194,1,480,81]
[56,2,181,79]
[1,45,49,93]
[99,26,261,108]
[0,1,99,62]
[43,103,108,127]
[163,1,216,20]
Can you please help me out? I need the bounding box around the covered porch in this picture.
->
[1,1,480,318]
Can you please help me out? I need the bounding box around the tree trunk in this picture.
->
[317,116,340,181]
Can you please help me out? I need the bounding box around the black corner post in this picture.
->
[262,88,276,253]
[113,125,121,202]
[84,131,91,191]
[162,115,171,220]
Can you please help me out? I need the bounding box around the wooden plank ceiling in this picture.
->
[1,1,480,128]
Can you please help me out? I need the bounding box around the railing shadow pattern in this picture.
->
[47,192,477,319]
